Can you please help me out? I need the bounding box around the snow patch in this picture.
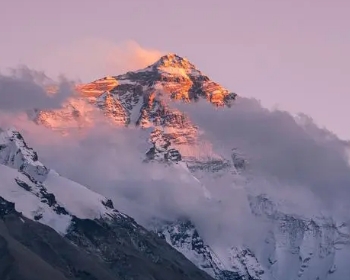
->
[129,97,143,125]
[0,164,72,234]
[44,170,116,220]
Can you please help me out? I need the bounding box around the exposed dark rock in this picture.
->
[15,178,32,191]
[0,195,214,280]
[66,214,214,280]
[102,199,114,209]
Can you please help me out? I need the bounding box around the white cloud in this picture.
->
[29,39,164,82]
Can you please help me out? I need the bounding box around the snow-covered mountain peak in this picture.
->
[114,53,236,106]
[150,53,198,73]
[72,52,236,107]
[153,53,191,66]
[33,56,238,169]
[0,128,48,182]
[34,52,237,132]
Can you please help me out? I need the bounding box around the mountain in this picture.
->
[33,53,237,167]
[10,53,350,279]
[0,128,214,280]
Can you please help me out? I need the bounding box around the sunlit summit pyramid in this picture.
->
[34,53,237,163]
[77,53,236,106]
[36,53,236,129]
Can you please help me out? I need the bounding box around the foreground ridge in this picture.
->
[0,128,215,280]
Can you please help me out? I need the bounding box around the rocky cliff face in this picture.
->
[152,199,350,280]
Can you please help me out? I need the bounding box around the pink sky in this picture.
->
[1,0,349,139]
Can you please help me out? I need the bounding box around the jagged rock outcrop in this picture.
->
[0,128,48,182]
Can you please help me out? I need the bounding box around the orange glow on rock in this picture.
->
[75,76,118,97]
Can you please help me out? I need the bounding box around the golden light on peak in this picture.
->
[75,76,119,97]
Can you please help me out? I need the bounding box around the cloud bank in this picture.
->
[0,66,74,112]
[176,98,350,217]
[1,67,350,252]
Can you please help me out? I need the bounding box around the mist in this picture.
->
[0,66,75,112]
[26,39,164,82]
[1,67,350,253]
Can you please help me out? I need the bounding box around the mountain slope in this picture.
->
[0,197,117,280]
[0,128,214,280]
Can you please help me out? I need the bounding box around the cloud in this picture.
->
[0,66,75,112]
[175,97,350,217]
[12,121,211,225]
[1,68,350,258]
[29,39,164,82]
[0,69,257,247]
[23,121,261,247]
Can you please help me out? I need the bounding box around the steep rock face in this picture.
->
[154,219,265,280]
[95,91,128,124]
[155,220,227,278]
[154,198,350,280]
[247,195,350,280]
[66,215,214,280]
[0,129,215,280]
[227,247,265,280]
[108,53,235,162]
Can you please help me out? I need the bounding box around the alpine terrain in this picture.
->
[1,53,350,280]
[0,128,214,279]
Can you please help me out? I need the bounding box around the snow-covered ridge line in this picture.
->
[0,128,125,234]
